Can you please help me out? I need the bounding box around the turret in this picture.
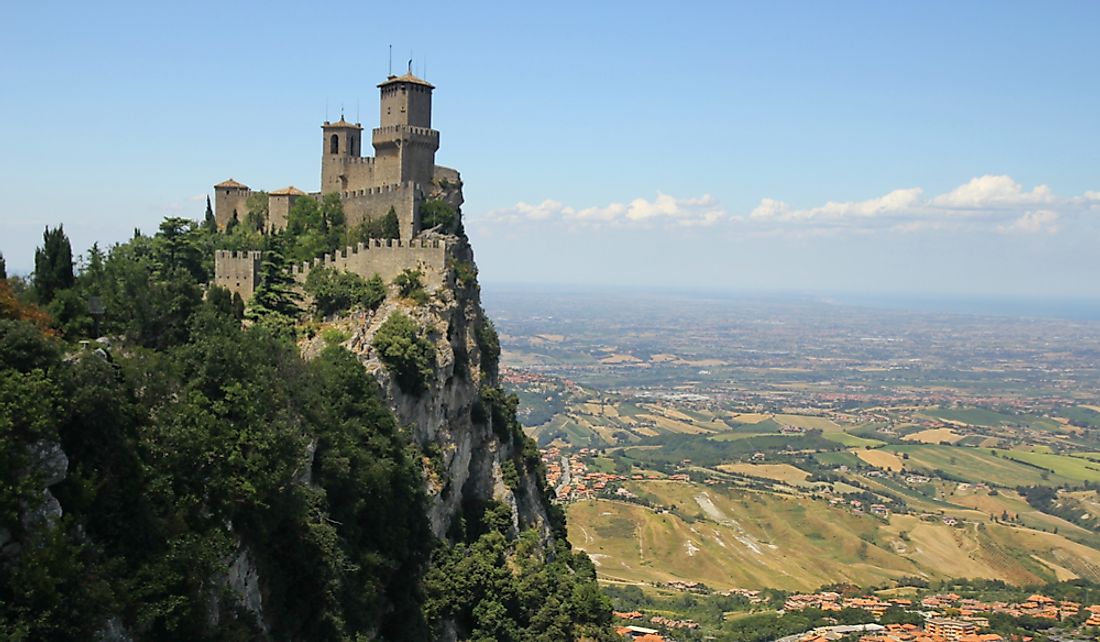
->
[213,178,251,230]
[372,70,439,187]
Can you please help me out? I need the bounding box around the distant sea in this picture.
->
[815,293,1100,322]
[482,282,1100,322]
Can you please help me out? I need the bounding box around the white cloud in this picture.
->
[750,188,922,222]
[997,210,1060,235]
[474,175,1098,238]
[747,175,1096,235]
[479,192,726,228]
[931,175,1053,209]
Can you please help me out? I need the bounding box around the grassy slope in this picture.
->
[567,481,1100,592]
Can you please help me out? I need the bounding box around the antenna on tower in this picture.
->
[388,44,392,76]
[325,99,329,121]
[356,99,360,124]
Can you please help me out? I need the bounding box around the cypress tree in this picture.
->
[204,195,217,232]
[33,225,75,304]
[246,235,300,323]
[0,251,6,280]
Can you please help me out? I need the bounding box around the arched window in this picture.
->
[330,134,339,154]
[350,138,356,155]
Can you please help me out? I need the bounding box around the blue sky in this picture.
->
[1,1,1098,298]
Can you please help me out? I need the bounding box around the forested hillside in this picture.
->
[0,214,613,641]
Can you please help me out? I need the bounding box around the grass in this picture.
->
[992,449,1100,483]
[565,480,1100,591]
[903,428,964,444]
[857,449,905,471]
[824,432,886,448]
[883,444,1077,488]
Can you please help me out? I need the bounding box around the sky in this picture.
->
[1,1,1098,300]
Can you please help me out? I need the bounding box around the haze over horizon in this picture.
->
[2,1,1098,300]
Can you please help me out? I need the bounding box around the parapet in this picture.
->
[289,238,449,290]
[340,181,416,199]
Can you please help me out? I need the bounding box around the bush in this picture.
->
[419,199,456,231]
[393,269,428,305]
[475,319,500,377]
[304,267,385,317]
[372,312,436,394]
[356,206,401,240]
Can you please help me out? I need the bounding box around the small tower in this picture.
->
[372,69,440,187]
[213,178,251,230]
[320,117,363,193]
[268,186,306,231]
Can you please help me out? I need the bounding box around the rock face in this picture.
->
[303,231,552,542]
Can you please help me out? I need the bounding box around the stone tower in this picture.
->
[213,179,251,229]
[320,118,365,194]
[372,71,440,187]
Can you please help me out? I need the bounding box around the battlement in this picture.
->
[213,250,263,303]
[340,181,416,199]
[215,250,262,261]
[290,238,449,291]
[334,156,378,166]
[372,125,439,140]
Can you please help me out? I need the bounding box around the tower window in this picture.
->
[330,134,339,154]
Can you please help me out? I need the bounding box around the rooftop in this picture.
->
[378,71,434,89]
[270,186,306,196]
[215,178,249,189]
[322,117,362,129]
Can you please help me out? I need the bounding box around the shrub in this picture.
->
[393,269,428,305]
[303,267,385,317]
[419,199,456,231]
[372,312,436,394]
[475,319,500,377]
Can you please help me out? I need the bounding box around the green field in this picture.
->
[994,449,1100,483]
[884,444,1079,488]
[567,480,1100,591]
[823,431,886,448]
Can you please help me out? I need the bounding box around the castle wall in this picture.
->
[291,239,448,291]
[213,250,262,303]
[215,189,251,229]
[321,155,403,194]
[340,182,421,239]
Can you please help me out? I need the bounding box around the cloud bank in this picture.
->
[475,175,1099,237]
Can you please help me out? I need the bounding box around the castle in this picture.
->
[213,67,461,302]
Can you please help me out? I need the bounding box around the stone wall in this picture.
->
[213,250,262,303]
[215,188,251,229]
[340,182,421,239]
[291,238,448,290]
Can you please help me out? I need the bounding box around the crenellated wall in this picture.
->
[290,238,448,290]
[340,181,421,239]
[213,250,262,303]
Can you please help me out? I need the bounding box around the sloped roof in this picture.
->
[215,178,249,189]
[322,118,362,129]
[378,72,434,89]
[270,186,306,196]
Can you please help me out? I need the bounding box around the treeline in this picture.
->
[0,215,612,641]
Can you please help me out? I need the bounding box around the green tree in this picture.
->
[303,267,385,318]
[393,268,428,304]
[33,225,75,304]
[372,311,436,394]
[246,236,300,326]
[203,196,217,232]
[420,199,456,231]
[355,206,401,241]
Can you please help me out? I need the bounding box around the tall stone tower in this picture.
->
[320,117,364,194]
[372,71,440,187]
